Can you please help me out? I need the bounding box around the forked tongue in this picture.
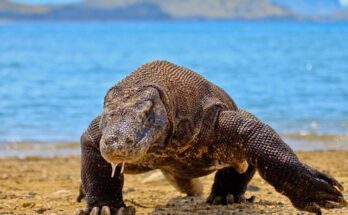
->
[111,163,118,178]
[110,162,126,178]
[120,162,125,174]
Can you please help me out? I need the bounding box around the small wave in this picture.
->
[0,141,80,158]
[281,132,348,151]
[0,141,79,150]
[282,132,348,142]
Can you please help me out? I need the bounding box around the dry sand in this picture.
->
[0,150,347,215]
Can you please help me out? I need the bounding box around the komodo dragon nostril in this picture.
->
[104,139,113,146]
[125,137,134,145]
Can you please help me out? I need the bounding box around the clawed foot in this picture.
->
[207,193,255,205]
[287,165,347,214]
[76,206,135,215]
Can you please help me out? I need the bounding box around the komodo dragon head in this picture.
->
[99,86,169,169]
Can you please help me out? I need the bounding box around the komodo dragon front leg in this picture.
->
[213,110,347,214]
[76,116,151,215]
[207,109,257,205]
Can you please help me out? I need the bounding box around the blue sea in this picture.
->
[0,21,347,156]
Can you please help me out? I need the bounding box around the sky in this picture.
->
[340,0,348,6]
[11,0,348,6]
[12,0,81,4]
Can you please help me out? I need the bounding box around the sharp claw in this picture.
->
[336,196,346,204]
[317,179,342,197]
[117,207,126,215]
[337,183,344,191]
[126,206,136,215]
[212,196,223,205]
[240,196,246,203]
[208,194,255,205]
[76,209,86,215]
[318,200,343,209]
[247,195,256,203]
[304,202,322,215]
[90,207,99,215]
[328,178,344,191]
[340,198,348,207]
[206,195,214,204]
[318,172,344,191]
[101,206,111,215]
[226,194,234,204]
[233,195,245,203]
[76,205,136,215]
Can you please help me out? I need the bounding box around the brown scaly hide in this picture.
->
[114,60,237,155]
[78,61,346,215]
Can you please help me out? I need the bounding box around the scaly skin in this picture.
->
[207,109,259,205]
[76,61,346,215]
[214,111,346,214]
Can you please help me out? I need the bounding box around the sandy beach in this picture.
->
[0,150,346,215]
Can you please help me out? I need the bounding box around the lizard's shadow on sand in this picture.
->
[149,195,283,215]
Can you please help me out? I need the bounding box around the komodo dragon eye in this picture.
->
[139,100,154,124]
[100,110,117,129]
[107,110,118,118]
[143,111,155,125]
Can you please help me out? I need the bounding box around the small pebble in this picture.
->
[36,207,49,214]
[22,202,35,208]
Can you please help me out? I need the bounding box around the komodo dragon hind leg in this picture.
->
[161,170,203,196]
[207,164,256,205]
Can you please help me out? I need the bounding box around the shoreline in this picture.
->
[0,132,347,158]
[0,150,347,214]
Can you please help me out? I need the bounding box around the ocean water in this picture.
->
[0,21,347,154]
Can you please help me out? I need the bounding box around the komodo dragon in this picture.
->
[76,61,346,215]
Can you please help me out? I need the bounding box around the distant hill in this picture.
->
[0,0,347,21]
[0,0,47,14]
[0,0,171,20]
[81,0,292,19]
[271,0,342,16]
[332,8,348,19]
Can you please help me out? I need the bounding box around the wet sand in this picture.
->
[0,150,347,215]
